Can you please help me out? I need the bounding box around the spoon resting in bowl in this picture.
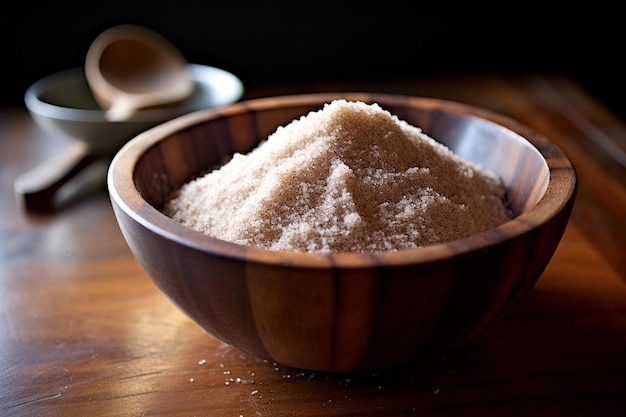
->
[85,24,194,121]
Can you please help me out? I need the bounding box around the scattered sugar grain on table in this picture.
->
[165,99,512,253]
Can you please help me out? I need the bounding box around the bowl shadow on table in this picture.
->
[173,282,610,416]
[193,280,620,415]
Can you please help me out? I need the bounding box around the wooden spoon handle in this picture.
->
[105,95,137,121]
[14,142,105,211]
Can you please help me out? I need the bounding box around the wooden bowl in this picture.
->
[108,93,577,372]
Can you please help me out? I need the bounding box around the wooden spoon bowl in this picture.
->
[108,93,577,372]
[85,24,194,121]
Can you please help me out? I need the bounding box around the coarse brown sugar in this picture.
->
[165,99,512,253]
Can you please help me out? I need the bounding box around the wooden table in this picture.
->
[1,73,625,416]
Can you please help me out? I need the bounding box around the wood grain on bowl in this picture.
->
[108,93,577,372]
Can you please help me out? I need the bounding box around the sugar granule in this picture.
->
[165,99,512,253]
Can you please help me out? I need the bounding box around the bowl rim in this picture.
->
[24,63,244,124]
[108,92,577,269]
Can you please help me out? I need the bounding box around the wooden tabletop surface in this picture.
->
[1,73,625,416]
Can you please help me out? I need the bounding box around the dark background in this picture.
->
[3,2,625,120]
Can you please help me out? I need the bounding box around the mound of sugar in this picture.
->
[165,99,512,253]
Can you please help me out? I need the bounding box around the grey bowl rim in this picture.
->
[24,63,244,124]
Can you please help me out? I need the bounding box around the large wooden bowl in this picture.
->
[108,93,577,372]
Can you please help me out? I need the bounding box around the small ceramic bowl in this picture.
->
[17,64,243,211]
[108,93,577,372]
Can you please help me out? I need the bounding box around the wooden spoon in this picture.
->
[85,25,194,121]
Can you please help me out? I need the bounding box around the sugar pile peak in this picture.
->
[166,99,512,253]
